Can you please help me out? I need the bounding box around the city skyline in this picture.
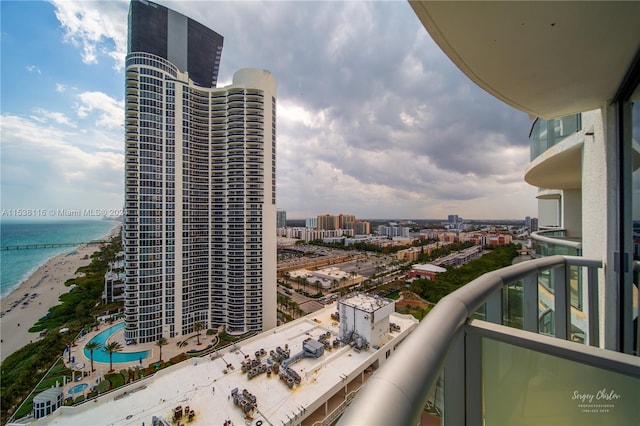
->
[1,0,537,220]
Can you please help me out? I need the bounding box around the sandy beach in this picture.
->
[0,224,121,363]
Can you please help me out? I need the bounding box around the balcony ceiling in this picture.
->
[410,1,640,119]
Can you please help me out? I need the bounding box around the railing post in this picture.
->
[443,330,465,426]
[587,265,600,347]
[465,327,483,426]
[554,265,569,340]
[485,289,503,324]
[635,261,640,357]
[522,273,538,333]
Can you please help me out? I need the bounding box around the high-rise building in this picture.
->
[124,0,276,343]
[338,214,356,230]
[354,221,371,235]
[317,213,356,231]
[317,214,339,230]
[276,209,287,228]
[305,217,318,229]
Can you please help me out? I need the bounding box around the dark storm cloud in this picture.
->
[164,1,537,217]
[40,0,536,218]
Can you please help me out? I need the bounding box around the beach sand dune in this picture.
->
[0,225,121,362]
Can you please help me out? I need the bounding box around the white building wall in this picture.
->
[371,302,395,347]
[581,108,618,349]
[339,302,375,345]
[562,189,582,238]
[232,69,278,332]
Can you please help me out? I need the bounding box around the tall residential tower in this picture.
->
[124,0,276,344]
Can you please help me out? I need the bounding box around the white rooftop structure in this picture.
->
[338,293,391,314]
[411,264,447,274]
[27,302,417,426]
[338,294,396,349]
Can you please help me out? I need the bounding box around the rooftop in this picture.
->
[31,303,417,426]
[338,294,392,314]
[411,264,447,273]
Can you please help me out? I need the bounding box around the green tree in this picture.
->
[85,341,102,372]
[194,322,204,345]
[103,341,123,373]
[156,337,168,362]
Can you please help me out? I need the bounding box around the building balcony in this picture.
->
[531,228,581,257]
[524,114,583,190]
[340,256,640,425]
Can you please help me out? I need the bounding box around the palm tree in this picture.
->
[156,337,168,362]
[85,341,102,372]
[103,341,123,373]
[194,322,204,345]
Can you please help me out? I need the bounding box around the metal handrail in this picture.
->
[338,255,601,426]
[531,229,582,250]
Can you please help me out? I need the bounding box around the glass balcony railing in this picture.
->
[531,229,582,257]
[531,229,583,316]
[339,256,640,426]
[530,114,582,161]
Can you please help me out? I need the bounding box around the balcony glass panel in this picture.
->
[532,230,581,257]
[482,337,639,426]
[503,281,524,329]
[530,114,581,160]
[538,267,586,342]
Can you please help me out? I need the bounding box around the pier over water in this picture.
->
[0,241,110,251]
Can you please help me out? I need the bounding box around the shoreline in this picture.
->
[0,223,121,363]
[1,251,65,301]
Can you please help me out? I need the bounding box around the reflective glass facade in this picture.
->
[128,0,223,88]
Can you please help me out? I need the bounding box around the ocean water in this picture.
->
[0,220,120,299]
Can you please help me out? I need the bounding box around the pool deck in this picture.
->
[61,321,205,398]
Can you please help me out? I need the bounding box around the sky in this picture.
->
[0,0,538,221]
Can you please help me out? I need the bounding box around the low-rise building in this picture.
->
[32,388,63,420]
[433,245,483,267]
[406,264,447,281]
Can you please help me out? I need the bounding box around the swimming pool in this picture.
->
[69,383,87,395]
[84,322,150,364]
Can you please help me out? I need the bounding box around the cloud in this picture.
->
[56,83,67,92]
[26,65,41,74]
[0,114,123,212]
[75,91,124,130]
[177,1,537,219]
[31,108,76,128]
[50,0,128,70]
[6,0,540,220]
